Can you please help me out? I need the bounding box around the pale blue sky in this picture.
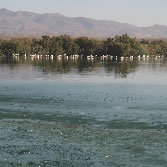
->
[0,0,167,27]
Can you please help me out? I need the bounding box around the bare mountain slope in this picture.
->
[0,8,167,38]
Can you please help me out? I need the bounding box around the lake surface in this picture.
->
[0,56,167,167]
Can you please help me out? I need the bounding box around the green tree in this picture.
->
[75,37,97,56]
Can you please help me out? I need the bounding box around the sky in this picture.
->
[0,0,167,27]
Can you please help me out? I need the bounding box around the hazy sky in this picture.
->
[0,0,167,27]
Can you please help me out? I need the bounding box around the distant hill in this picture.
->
[0,8,167,38]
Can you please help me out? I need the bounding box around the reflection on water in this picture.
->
[0,56,167,81]
[1,55,167,166]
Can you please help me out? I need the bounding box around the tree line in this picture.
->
[0,34,167,57]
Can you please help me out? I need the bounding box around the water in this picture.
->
[0,56,167,167]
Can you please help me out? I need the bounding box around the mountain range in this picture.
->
[0,8,167,38]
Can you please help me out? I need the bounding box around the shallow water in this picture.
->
[0,56,167,167]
